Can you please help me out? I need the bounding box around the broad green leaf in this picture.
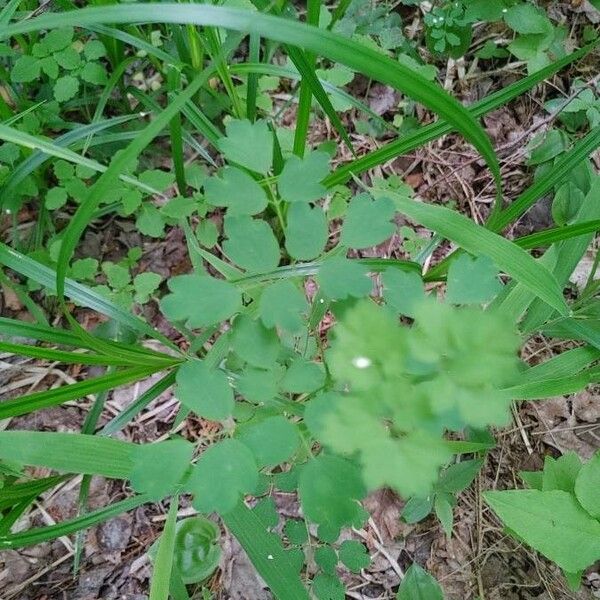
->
[160,274,242,328]
[232,315,280,368]
[298,455,366,540]
[44,26,73,51]
[80,61,107,84]
[446,254,502,305]
[316,257,372,300]
[218,119,273,174]
[542,453,582,494]
[131,439,193,499]
[484,489,600,572]
[504,4,550,34]
[0,431,134,479]
[223,215,280,272]
[437,459,483,493]
[284,519,308,545]
[236,366,281,403]
[278,151,329,203]
[280,358,325,393]
[204,166,268,215]
[575,452,600,519]
[315,545,338,574]
[396,564,444,600]
[176,360,234,420]
[285,203,328,261]
[384,191,569,315]
[434,494,454,537]
[11,55,40,82]
[340,193,395,249]
[172,517,221,584]
[54,75,79,102]
[133,272,162,304]
[237,416,300,467]
[259,280,308,333]
[382,268,425,318]
[338,540,370,573]
[401,496,434,523]
[313,573,344,600]
[188,439,258,513]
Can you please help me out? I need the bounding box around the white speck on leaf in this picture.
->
[352,356,372,369]
[267,554,274,560]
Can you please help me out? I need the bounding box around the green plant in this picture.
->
[0,2,599,599]
[485,451,600,590]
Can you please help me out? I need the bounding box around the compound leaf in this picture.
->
[218,119,273,175]
[189,439,258,514]
[176,360,234,420]
[160,274,242,328]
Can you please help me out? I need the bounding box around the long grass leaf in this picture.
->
[0,123,165,205]
[381,190,569,315]
[489,127,600,231]
[0,242,178,350]
[0,340,172,367]
[324,42,597,187]
[100,371,176,435]
[0,4,500,185]
[0,366,160,419]
[1,114,143,210]
[0,495,148,549]
[149,498,179,600]
[0,431,135,478]
[223,502,310,600]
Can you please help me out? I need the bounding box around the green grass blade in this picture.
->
[501,371,594,400]
[0,366,161,420]
[515,220,600,249]
[125,86,217,164]
[0,122,166,204]
[0,0,21,25]
[82,57,137,154]
[149,498,179,600]
[0,4,500,185]
[516,346,600,384]
[0,475,69,509]
[167,67,187,193]
[53,38,239,318]
[223,502,310,600]
[489,127,600,232]
[100,371,176,435]
[293,0,321,156]
[288,44,354,156]
[489,177,600,325]
[0,431,135,478]
[246,32,261,122]
[381,189,569,315]
[0,495,148,549]
[325,42,598,187]
[0,242,178,350]
[0,340,168,367]
[544,317,600,351]
[1,114,145,210]
[231,62,394,132]
[88,23,185,67]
